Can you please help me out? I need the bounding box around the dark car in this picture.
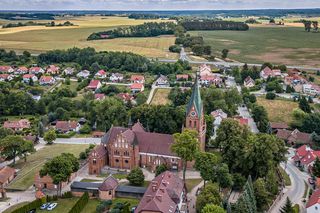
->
[29,209,36,213]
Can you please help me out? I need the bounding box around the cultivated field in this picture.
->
[150,88,172,105]
[190,25,320,66]
[0,16,177,59]
[256,97,298,124]
[7,144,88,191]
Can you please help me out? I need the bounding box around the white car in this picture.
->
[47,203,58,211]
[40,203,51,210]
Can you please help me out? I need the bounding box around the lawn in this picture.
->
[185,178,203,193]
[0,16,177,59]
[150,88,172,105]
[111,198,139,209]
[256,97,298,124]
[38,197,79,213]
[278,167,291,186]
[190,26,320,66]
[81,199,100,213]
[7,144,88,191]
[3,202,30,213]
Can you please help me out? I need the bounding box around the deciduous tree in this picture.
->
[127,167,145,186]
[44,129,56,145]
[201,204,226,213]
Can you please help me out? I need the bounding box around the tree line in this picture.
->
[87,22,176,40]
[180,20,249,31]
[128,13,161,19]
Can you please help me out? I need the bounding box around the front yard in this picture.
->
[7,144,88,191]
[150,88,172,105]
[38,197,79,213]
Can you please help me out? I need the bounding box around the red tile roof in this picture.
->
[117,93,133,101]
[87,80,101,89]
[23,74,35,79]
[270,122,289,129]
[131,75,145,81]
[94,93,105,100]
[130,83,144,90]
[3,119,30,129]
[40,76,54,83]
[96,70,106,75]
[0,74,9,79]
[307,188,320,208]
[99,176,118,191]
[135,171,185,213]
[176,74,189,80]
[0,66,13,73]
[29,67,43,73]
[56,121,78,132]
[277,129,312,144]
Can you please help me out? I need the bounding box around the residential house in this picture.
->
[87,80,102,91]
[260,66,282,79]
[176,74,189,81]
[15,66,29,75]
[63,67,75,76]
[23,74,38,83]
[29,67,45,75]
[130,83,144,93]
[77,70,91,79]
[117,93,134,103]
[293,145,320,172]
[211,109,228,137]
[303,84,320,96]
[155,75,170,87]
[277,129,313,146]
[199,64,212,76]
[270,122,289,133]
[131,75,145,84]
[94,93,106,101]
[46,65,60,75]
[34,172,76,191]
[3,119,30,131]
[39,76,55,85]
[92,131,105,138]
[200,75,223,86]
[135,171,188,213]
[55,121,80,133]
[234,116,249,126]
[0,166,16,198]
[0,74,13,82]
[0,66,14,73]
[109,73,124,82]
[307,189,320,213]
[95,70,107,79]
[244,76,255,88]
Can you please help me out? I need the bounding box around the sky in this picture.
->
[0,0,319,11]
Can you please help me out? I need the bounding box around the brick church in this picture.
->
[89,77,206,175]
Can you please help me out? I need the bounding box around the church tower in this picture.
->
[185,75,206,151]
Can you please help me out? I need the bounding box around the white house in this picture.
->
[76,70,91,79]
[15,67,29,75]
[303,84,320,96]
[130,83,144,93]
[260,67,282,80]
[155,75,170,87]
[23,74,38,83]
[29,67,45,74]
[95,70,107,79]
[39,76,55,85]
[109,73,124,82]
[0,74,14,82]
[0,66,14,73]
[131,75,145,84]
[307,189,320,213]
[63,67,75,76]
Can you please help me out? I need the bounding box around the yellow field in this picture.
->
[256,97,298,124]
[150,88,172,105]
[0,16,177,59]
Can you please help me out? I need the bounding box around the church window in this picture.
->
[93,159,96,165]
[125,160,129,164]
[115,159,119,163]
[189,120,192,127]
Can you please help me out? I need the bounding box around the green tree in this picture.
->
[80,124,91,134]
[214,163,233,191]
[44,129,56,145]
[266,92,276,100]
[136,93,147,105]
[251,104,269,133]
[40,153,79,196]
[221,49,229,59]
[0,127,14,139]
[194,152,218,188]
[196,183,222,213]
[0,135,34,165]
[172,130,200,182]
[155,164,169,177]
[299,96,311,113]
[280,197,294,213]
[127,167,145,186]
[201,204,226,213]
[254,178,269,211]
[313,157,320,178]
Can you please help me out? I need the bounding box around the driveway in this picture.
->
[237,106,259,133]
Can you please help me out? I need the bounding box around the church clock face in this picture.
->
[190,111,196,117]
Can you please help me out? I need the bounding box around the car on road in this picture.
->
[40,203,51,210]
[308,177,315,185]
[47,203,58,211]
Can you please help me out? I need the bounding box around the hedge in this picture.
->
[11,198,46,213]
[57,131,76,138]
[68,192,89,213]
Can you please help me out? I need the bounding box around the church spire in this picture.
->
[186,74,202,118]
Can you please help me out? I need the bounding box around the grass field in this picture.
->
[256,97,298,124]
[185,178,203,192]
[150,88,172,105]
[3,202,29,213]
[7,144,88,191]
[38,198,79,213]
[81,199,100,213]
[0,16,177,59]
[190,26,320,66]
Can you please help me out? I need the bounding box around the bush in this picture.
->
[79,151,87,160]
[61,191,73,199]
[79,124,91,134]
[169,45,182,53]
[266,92,276,100]
[11,198,45,213]
[57,131,76,138]
[127,167,145,186]
[69,192,89,213]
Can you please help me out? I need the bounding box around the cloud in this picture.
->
[0,0,319,10]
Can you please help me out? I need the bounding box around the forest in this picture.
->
[180,20,249,31]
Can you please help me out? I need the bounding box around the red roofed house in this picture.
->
[39,76,55,85]
[277,129,312,146]
[117,93,134,103]
[260,67,282,79]
[87,80,102,91]
[0,74,13,82]
[95,93,106,101]
[135,171,187,213]
[200,74,222,86]
[15,66,29,75]
[99,176,119,200]
[55,121,80,133]
[34,172,77,191]
[244,76,255,88]
[46,65,60,75]
[0,66,14,73]
[0,166,16,198]
[3,119,30,131]
[131,75,145,84]
[95,70,107,79]
[270,122,289,133]
[23,74,38,83]
[130,83,144,93]
[110,73,124,82]
[307,188,320,212]
[29,67,45,74]
[292,145,320,172]
[234,116,249,126]
[176,74,189,81]
[199,64,212,76]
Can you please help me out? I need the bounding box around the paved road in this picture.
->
[39,137,101,145]
[237,106,259,133]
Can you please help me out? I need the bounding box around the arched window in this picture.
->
[93,159,96,165]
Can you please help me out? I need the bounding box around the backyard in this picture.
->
[150,88,172,105]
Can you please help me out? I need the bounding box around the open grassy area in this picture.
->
[278,167,291,186]
[3,202,30,213]
[185,178,203,193]
[150,88,172,105]
[81,199,100,213]
[0,16,177,59]
[38,197,79,213]
[190,26,320,66]
[256,97,298,124]
[7,144,88,191]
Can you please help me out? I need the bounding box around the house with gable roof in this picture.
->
[307,188,320,212]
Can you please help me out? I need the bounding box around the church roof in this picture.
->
[186,76,202,118]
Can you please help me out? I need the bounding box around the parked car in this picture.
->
[309,177,315,185]
[47,203,58,211]
[40,203,51,210]
[29,209,36,213]
[131,207,137,213]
